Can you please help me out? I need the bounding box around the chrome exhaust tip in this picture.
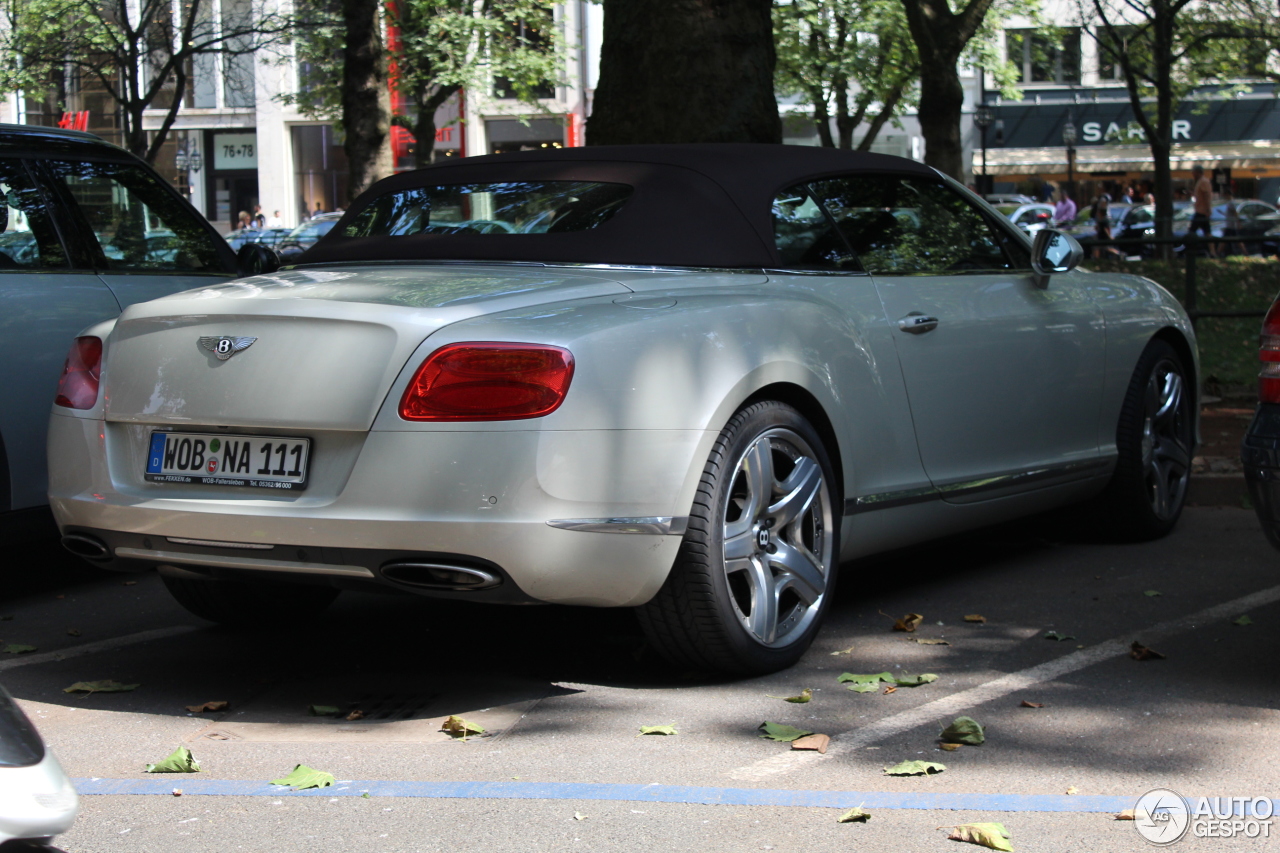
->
[61,533,111,561]
[379,561,501,591]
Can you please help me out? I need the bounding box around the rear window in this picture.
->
[342,181,633,238]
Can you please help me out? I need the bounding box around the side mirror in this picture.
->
[1030,229,1083,288]
[236,242,281,277]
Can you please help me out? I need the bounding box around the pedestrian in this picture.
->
[1053,189,1077,228]
[1093,193,1118,258]
[1221,190,1244,256]
[267,209,284,228]
[252,204,266,228]
[1189,165,1216,258]
[237,210,254,231]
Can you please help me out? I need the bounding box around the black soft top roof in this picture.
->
[299,144,936,269]
[0,123,134,160]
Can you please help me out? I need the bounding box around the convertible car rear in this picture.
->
[48,145,1197,674]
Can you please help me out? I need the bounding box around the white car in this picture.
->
[0,683,78,846]
[48,145,1198,674]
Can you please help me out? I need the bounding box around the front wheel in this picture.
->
[637,401,839,675]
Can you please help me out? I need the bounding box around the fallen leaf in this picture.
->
[829,646,855,656]
[912,638,951,645]
[1066,786,1079,795]
[893,673,938,687]
[3,644,36,654]
[758,721,814,742]
[185,701,229,714]
[883,685,897,694]
[441,715,485,739]
[1144,590,1161,597]
[361,792,371,799]
[270,764,334,790]
[573,812,588,821]
[964,614,987,623]
[1232,615,1253,626]
[848,682,879,693]
[939,742,961,751]
[838,671,895,686]
[943,821,1013,852]
[766,688,812,703]
[837,807,871,823]
[122,580,137,586]
[637,725,677,736]
[1019,701,1045,709]
[345,710,365,721]
[63,680,139,694]
[940,716,985,745]
[172,789,183,796]
[893,613,924,632]
[1115,809,1136,820]
[145,746,200,773]
[884,760,946,776]
[1130,641,1166,661]
[66,629,81,637]
[1043,631,1075,642]
[791,733,830,753]
[307,704,341,717]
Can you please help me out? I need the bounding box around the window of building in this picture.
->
[1007,28,1081,85]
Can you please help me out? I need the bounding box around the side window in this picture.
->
[0,159,66,269]
[771,185,859,271]
[1127,207,1154,227]
[809,174,1027,275]
[46,161,227,273]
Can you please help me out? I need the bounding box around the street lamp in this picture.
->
[174,145,203,198]
[1062,111,1078,199]
[974,104,993,196]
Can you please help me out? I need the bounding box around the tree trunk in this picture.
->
[589,0,780,144]
[856,82,909,152]
[412,85,459,169]
[342,0,393,200]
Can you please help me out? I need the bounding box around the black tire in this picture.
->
[636,401,840,675]
[162,574,339,625]
[1090,338,1194,540]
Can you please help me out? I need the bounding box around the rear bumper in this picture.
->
[48,412,711,607]
[1242,403,1280,549]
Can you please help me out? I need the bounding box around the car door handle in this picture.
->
[898,313,939,334]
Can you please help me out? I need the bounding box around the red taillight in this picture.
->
[54,336,103,410]
[399,342,574,421]
[1260,300,1280,403]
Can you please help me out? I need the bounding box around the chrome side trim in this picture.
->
[288,259,768,275]
[547,516,689,535]
[844,459,1112,516]
[115,547,374,578]
[166,537,275,551]
[763,267,871,277]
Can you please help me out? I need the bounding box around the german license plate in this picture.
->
[145,432,310,490]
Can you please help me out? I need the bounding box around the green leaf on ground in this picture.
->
[848,682,879,693]
[638,725,677,736]
[1043,631,1075,641]
[766,688,812,703]
[757,721,814,742]
[145,746,200,773]
[940,716,986,745]
[440,715,485,739]
[893,673,938,687]
[361,792,371,799]
[1144,590,1162,597]
[307,704,341,717]
[945,821,1014,851]
[62,680,139,693]
[3,644,36,654]
[838,672,895,685]
[837,807,871,823]
[270,764,335,790]
[912,638,951,645]
[884,759,946,776]
[1232,615,1253,626]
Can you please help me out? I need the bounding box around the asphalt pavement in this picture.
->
[3,505,1278,852]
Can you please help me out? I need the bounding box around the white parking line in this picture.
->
[727,583,1280,782]
[0,626,200,673]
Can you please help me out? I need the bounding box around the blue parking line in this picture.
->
[75,777,1140,813]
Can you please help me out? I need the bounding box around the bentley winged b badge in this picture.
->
[199,336,257,361]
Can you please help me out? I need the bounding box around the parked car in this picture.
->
[1171,200,1280,255]
[0,124,274,540]
[0,682,78,848]
[1060,203,1133,252]
[984,193,1035,205]
[225,226,293,251]
[48,145,1197,675]
[275,213,343,260]
[994,202,1054,235]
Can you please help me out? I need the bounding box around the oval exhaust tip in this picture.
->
[380,561,501,591]
[61,533,110,561]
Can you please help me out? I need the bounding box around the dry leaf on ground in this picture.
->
[939,742,961,751]
[964,614,987,623]
[893,613,924,632]
[1115,809,1136,820]
[638,725,677,736]
[883,685,897,694]
[1065,786,1079,795]
[63,680,138,694]
[1019,701,1045,708]
[766,688,812,703]
[346,710,366,721]
[185,700,229,714]
[441,715,486,739]
[837,807,871,823]
[943,822,1013,851]
[1130,641,1166,661]
[791,733,830,753]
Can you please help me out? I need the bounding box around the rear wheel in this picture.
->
[162,574,339,625]
[637,401,839,675]
[1092,339,1194,540]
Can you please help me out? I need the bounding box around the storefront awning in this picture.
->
[974,140,1280,176]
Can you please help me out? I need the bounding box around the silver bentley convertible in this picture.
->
[47,145,1197,674]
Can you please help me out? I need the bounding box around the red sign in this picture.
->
[58,111,89,131]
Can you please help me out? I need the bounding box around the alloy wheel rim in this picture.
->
[721,428,834,648]
[1140,359,1191,521]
